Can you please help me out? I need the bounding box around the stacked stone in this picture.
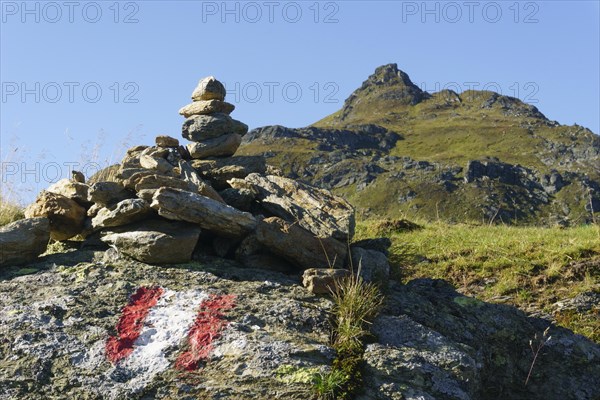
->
[7,75,392,290]
[179,76,248,159]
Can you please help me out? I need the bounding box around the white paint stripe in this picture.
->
[111,288,208,393]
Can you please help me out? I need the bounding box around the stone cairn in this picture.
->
[1,76,390,293]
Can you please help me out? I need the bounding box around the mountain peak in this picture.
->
[364,63,416,88]
[337,64,428,122]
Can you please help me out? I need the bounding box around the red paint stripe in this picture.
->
[175,294,235,371]
[105,286,164,363]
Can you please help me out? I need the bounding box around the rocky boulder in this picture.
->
[191,76,227,101]
[178,99,235,117]
[155,135,179,148]
[186,133,242,159]
[87,182,132,207]
[47,179,90,206]
[0,217,50,267]
[182,113,248,142]
[242,174,355,241]
[350,246,390,285]
[255,217,347,270]
[101,219,201,264]
[0,256,333,399]
[150,187,257,238]
[302,268,351,294]
[91,198,152,229]
[24,191,86,241]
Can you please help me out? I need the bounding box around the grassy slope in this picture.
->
[355,219,600,341]
[314,90,596,171]
[311,89,599,222]
[240,86,599,224]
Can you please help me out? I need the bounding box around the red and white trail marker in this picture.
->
[104,286,235,383]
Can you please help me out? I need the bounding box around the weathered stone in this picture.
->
[228,177,258,192]
[88,165,121,185]
[255,217,347,270]
[123,170,162,190]
[150,187,256,238]
[91,199,152,229]
[155,135,179,148]
[187,133,242,159]
[178,100,235,117]
[178,160,225,203]
[141,146,170,158]
[121,146,148,169]
[126,145,149,154]
[101,220,201,264]
[192,156,267,187]
[302,268,351,294]
[134,174,194,192]
[24,191,86,241]
[245,174,355,241]
[0,259,333,399]
[116,167,145,182]
[182,113,248,142]
[88,182,132,206]
[71,170,86,183]
[191,76,226,101]
[350,247,390,284]
[140,154,173,174]
[47,178,90,206]
[0,217,50,267]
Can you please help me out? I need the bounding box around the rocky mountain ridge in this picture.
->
[239,64,600,224]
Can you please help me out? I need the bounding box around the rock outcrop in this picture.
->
[359,279,600,400]
[0,258,597,399]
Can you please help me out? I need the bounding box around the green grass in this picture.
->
[331,273,383,353]
[312,369,348,400]
[0,197,24,226]
[311,273,383,400]
[355,219,600,341]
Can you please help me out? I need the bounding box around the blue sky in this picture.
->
[1,0,599,202]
